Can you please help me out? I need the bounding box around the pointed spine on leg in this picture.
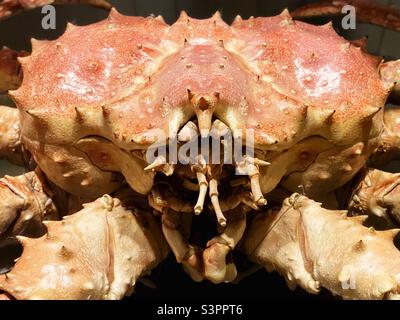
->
[242,193,400,299]
[349,168,400,227]
[0,194,169,300]
[0,169,57,239]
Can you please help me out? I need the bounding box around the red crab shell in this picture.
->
[10,8,390,198]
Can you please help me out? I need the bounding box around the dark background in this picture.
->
[0,0,399,300]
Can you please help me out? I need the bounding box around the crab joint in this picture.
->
[144,155,175,176]
[209,179,227,227]
[161,211,204,282]
[236,156,269,206]
[194,172,208,215]
[203,214,247,283]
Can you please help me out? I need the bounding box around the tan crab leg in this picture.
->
[380,60,400,103]
[370,107,400,166]
[190,155,208,215]
[0,105,30,166]
[209,178,227,227]
[0,195,169,300]
[203,211,246,284]
[0,47,27,93]
[291,1,400,32]
[161,210,204,282]
[235,155,269,206]
[0,170,57,239]
[349,168,400,227]
[0,0,111,21]
[194,172,208,215]
[242,193,400,299]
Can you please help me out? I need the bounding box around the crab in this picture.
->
[1,1,400,300]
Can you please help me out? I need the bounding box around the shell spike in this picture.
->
[108,7,122,20]
[177,11,190,23]
[279,8,292,19]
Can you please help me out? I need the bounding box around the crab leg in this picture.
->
[0,105,31,166]
[194,171,208,215]
[291,0,400,32]
[235,155,269,207]
[0,195,169,300]
[144,155,175,176]
[177,121,199,142]
[370,107,400,166]
[161,210,204,282]
[203,210,246,284]
[0,0,111,21]
[242,193,400,299]
[148,183,193,214]
[0,47,27,93]
[209,178,227,227]
[0,170,57,239]
[190,156,208,215]
[380,60,400,104]
[218,188,259,212]
[349,168,400,228]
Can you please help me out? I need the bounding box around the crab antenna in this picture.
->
[209,178,227,227]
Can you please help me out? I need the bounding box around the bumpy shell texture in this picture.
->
[10,8,391,200]
[243,194,400,300]
[0,195,169,300]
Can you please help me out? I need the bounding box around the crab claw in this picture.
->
[0,170,57,239]
[349,168,400,228]
[242,194,400,299]
[0,195,169,300]
[203,212,246,283]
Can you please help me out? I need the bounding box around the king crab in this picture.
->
[1,1,400,300]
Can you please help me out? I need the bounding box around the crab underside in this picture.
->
[2,0,400,300]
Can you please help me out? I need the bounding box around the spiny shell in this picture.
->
[11,9,390,197]
[0,195,169,300]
